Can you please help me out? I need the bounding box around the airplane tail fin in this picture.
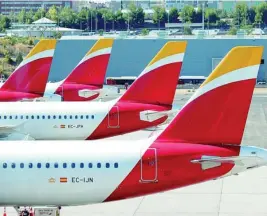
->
[156,46,263,145]
[1,39,56,95]
[118,41,187,106]
[63,38,114,87]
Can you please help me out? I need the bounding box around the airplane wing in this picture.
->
[0,122,27,137]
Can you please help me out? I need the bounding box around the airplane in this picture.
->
[0,39,56,101]
[43,38,118,102]
[0,41,186,140]
[0,46,265,207]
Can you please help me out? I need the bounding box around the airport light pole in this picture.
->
[202,3,205,30]
[127,12,130,32]
[91,10,93,33]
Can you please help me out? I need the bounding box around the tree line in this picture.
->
[0,2,267,32]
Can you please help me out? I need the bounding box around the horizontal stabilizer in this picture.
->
[78,89,100,98]
[140,109,179,122]
[191,155,264,171]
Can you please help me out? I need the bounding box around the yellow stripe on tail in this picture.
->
[147,41,187,67]
[26,39,57,59]
[86,38,114,56]
[201,46,263,87]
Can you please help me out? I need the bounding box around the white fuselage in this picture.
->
[0,100,117,140]
[0,139,152,206]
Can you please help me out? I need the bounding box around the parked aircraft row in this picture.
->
[0,38,117,102]
[0,40,185,140]
[0,40,266,209]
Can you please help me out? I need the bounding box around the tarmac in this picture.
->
[2,88,267,216]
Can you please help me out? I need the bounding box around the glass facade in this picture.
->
[0,0,72,15]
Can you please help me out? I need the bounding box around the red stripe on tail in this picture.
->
[157,79,256,144]
[1,57,52,95]
[119,62,182,106]
[62,53,110,87]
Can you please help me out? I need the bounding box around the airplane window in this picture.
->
[46,163,50,168]
[26,116,29,119]
[91,115,94,119]
[97,163,101,168]
[15,115,18,119]
[54,163,58,168]
[21,116,23,119]
[80,163,84,168]
[42,115,45,119]
[53,115,56,119]
[71,163,75,168]
[20,163,24,168]
[114,163,118,168]
[37,116,40,119]
[4,116,7,119]
[106,163,110,168]
[37,163,41,168]
[59,115,61,119]
[0,116,1,119]
[48,115,51,119]
[9,116,12,119]
[11,163,16,168]
[75,115,78,119]
[31,115,34,119]
[63,163,67,168]
[3,163,7,168]
[88,163,93,168]
[69,115,72,119]
[29,163,33,168]
[64,115,67,119]
[80,115,83,119]
[86,115,89,119]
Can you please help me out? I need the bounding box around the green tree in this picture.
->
[228,26,237,35]
[205,8,219,24]
[247,7,256,25]
[115,10,126,29]
[34,8,46,21]
[77,7,88,29]
[141,28,149,35]
[183,26,192,35]
[127,3,144,28]
[102,9,115,30]
[25,10,34,24]
[193,7,202,23]
[0,16,11,31]
[47,5,59,22]
[59,7,77,28]
[18,9,26,23]
[16,52,23,65]
[180,5,194,23]
[153,6,167,26]
[169,7,179,23]
[234,3,249,27]
[255,2,267,26]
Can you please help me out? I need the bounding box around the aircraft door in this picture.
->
[140,148,158,183]
[108,106,119,128]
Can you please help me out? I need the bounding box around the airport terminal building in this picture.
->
[48,37,267,83]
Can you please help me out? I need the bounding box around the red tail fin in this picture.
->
[1,39,56,95]
[62,38,113,87]
[118,41,187,106]
[157,46,263,145]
